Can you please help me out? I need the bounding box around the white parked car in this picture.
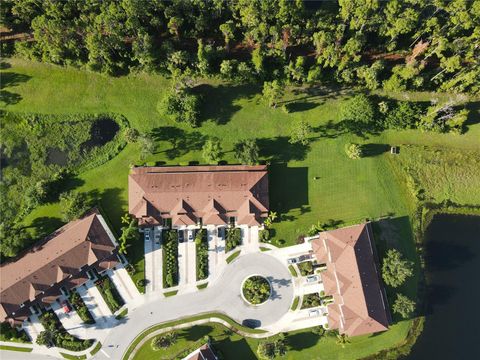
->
[308,309,320,317]
[144,228,151,241]
[306,275,319,283]
[287,258,299,265]
[187,230,194,242]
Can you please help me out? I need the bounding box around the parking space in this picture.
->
[178,237,196,286]
[21,314,44,342]
[107,265,142,304]
[77,281,115,327]
[207,226,227,282]
[144,227,163,293]
[51,296,85,337]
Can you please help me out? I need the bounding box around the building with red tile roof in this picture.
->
[0,210,119,326]
[128,165,269,227]
[311,223,390,337]
[183,343,218,360]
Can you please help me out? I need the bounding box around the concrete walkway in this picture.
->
[77,282,115,327]
[21,314,44,343]
[144,231,163,293]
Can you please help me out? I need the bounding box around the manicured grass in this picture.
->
[197,283,208,290]
[123,313,267,360]
[164,290,178,297]
[291,296,300,311]
[259,246,271,252]
[60,353,87,360]
[3,58,480,359]
[90,342,102,356]
[288,265,298,277]
[226,250,241,264]
[0,345,32,352]
[116,309,128,320]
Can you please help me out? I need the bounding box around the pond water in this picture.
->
[406,214,480,360]
[81,118,119,149]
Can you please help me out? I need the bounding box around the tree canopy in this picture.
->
[382,249,414,288]
[2,0,478,94]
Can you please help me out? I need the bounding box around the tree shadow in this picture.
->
[284,101,318,113]
[182,325,214,341]
[258,136,310,162]
[194,83,260,125]
[311,120,349,140]
[24,216,64,239]
[464,101,480,132]
[287,331,320,351]
[0,62,11,69]
[0,71,31,105]
[151,126,207,160]
[269,164,308,215]
[425,240,475,272]
[362,143,390,157]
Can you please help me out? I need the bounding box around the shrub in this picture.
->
[234,139,259,165]
[163,230,179,287]
[242,276,271,304]
[259,229,270,242]
[69,291,94,324]
[59,191,91,222]
[95,276,124,313]
[340,94,375,125]
[196,229,209,280]
[393,293,416,319]
[384,101,422,129]
[298,261,314,276]
[381,249,414,288]
[345,143,363,159]
[151,332,178,351]
[301,293,322,309]
[225,228,241,252]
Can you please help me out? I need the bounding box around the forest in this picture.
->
[1,0,479,94]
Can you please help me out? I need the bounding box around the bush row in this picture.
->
[225,228,241,253]
[95,276,125,313]
[195,229,209,281]
[163,230,179,288]
[68,291,95,324]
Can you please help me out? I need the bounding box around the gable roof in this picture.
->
[311,223,390,337]
[0,211,117,322]
[128,165,269,226]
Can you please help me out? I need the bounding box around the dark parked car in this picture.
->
[242,319,261,329]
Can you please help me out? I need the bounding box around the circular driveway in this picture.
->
[213,252,294,326]
[96,252,292,359]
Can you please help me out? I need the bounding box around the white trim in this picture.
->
[97,214,118,246]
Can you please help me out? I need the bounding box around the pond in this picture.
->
[406,214,480,360]
[81,118,119,150]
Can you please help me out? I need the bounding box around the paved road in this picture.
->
[0,252,293,360]
[96,252,293,360]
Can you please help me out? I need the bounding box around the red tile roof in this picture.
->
[312,223,390,337]
[129,165,269,227]
[0,211,118,323]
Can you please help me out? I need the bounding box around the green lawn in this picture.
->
[2,58,480,359]
[0,345,33,353]
[131,320,412,360]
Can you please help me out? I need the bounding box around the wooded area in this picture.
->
[1,0,479,93]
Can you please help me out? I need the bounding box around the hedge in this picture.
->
[195,229,209,281]
[163,230,179,288]
[95,276,125,313]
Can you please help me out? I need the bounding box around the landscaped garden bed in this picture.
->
[242,276,271,305]
[301,293,322,309]
[163,230,179,288]
[37,311,93,351]
[68,291,95,324]
[298,261,314,276]
[0,322,30,343]
[95,276,124,313]
[225,228,241,252]
[195,229,209,281]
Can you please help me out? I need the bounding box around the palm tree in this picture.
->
[336,333,350,348]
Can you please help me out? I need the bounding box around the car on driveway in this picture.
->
[144,228,151,242]
[61,300,71,314]
[187,230,194,242]
[306,275,319,283]
[287,257,298,265]
[179,230,185,243]
[308,309,320,317]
